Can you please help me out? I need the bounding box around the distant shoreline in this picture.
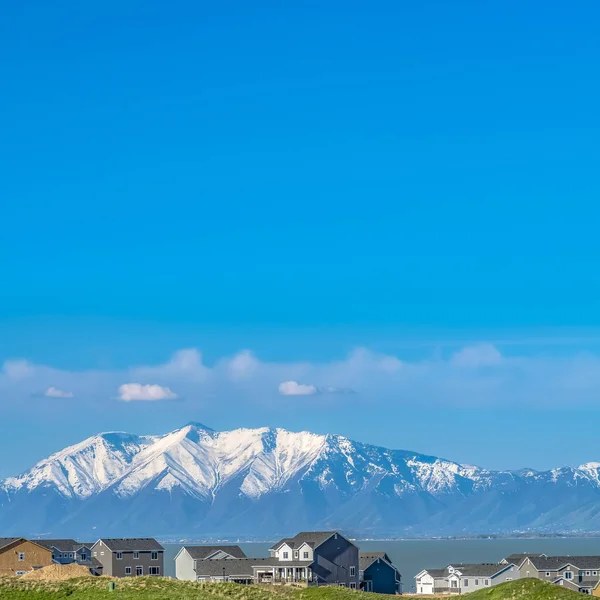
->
[159,532,600,544]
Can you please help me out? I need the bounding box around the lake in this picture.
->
[162,537,600,591]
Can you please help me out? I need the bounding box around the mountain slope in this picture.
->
[2,423,600,538]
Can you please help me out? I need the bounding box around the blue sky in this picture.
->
[2,0,600,477]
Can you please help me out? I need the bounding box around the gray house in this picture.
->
[359,552,402,594]
[35,539,94,565]
[415,563,517,594]
[518,555,600,594]
[259,531,359,587]
[91,538,164,577]
[175,545,248,582]
[174,531,359,588]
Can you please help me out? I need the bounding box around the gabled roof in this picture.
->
[501,553,545,565]
[184,545,247,560]
[450,563,508,577]
[416,568,447,578]
[270,532,339,551]
[94,538,164,551]
[0,538,22,551]
[527,556,600,571]
[35,539,80,552]
[360,552,395,571]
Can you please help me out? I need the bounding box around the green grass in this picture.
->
[0,577,581,600]
[462,579,580,600]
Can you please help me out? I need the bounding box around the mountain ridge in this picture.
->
[2,423,600,538]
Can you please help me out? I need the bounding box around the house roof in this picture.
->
[418,569,447,578]
[0,538,22,551]
[184,545,247,560]
[269,532,338,551]
[528,556,600,570]
[451,563,507,577]
[502,553,544,565]
[95,538,164,552]
[251,558,313,568]
[360,553,394,571]
[35,539,81,552]
[194,557,311,577]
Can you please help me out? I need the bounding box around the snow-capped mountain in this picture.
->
[2,422,600,539]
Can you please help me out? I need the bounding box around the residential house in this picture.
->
[0,538,53,577]
[499,553,546,567]
[415,563,517,594]
[359,552,402,594]
[259,531,359,588]
[34,539,94,565]
[519,555,600,594]
[92,538,164,577]
[175,545,248,582]
[174,531,359,588]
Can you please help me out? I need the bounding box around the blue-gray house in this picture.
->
[360,552,402,594]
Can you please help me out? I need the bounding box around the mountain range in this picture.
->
[2,422,600,539]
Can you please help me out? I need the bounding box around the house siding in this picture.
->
[363,560,398,594]
[111,550,164,578]
[175,549,197,581]
[312,534,359,588]
[0,540,52,576]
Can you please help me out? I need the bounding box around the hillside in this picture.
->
[0,578,582,600]
[464,579,580,600]
[4,422,600,537]
[0,578,382,600]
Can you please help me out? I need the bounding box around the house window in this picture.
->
[350,583,356,589]
[565,572,573,580]
[81,553,87,561]
[475,579,479,585]
[125,567,132,576]
[283,552,289,559]
[485,580,489,586]
[464,580,469,587]
[149,567,160,575]
[133,552,139,559]
[304,552,309,559]
[136,566,143,576]
[587,572,591,576]
[151,551,158,560]
[594,572,598,576]
[350,566,356,577]
[18,553,25,561]
[15,571,27,576]
[116,552,123,560]
[546,572,551,577]
[294,551,298,558]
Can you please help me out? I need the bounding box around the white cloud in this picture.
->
[45,386,74,399]
[4,343,600,410]
[451,344,503,367]
[227,350,259,380]
[2,360,36,380]
[117,383,178,402]
[278,381,318,396]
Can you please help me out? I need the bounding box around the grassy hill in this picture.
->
[0,577,582,600]
[459,579,581,600]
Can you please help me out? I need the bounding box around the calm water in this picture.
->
[162,538,600,592]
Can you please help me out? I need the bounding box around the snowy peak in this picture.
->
[4,423,600,540]
[4,431,155,499]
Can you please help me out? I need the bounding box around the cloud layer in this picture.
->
[45,386,74,399]
[278,381,318,396]
[117,383,178,402]
[3,343,600,410]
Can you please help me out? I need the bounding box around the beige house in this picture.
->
[0,538,53,576]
